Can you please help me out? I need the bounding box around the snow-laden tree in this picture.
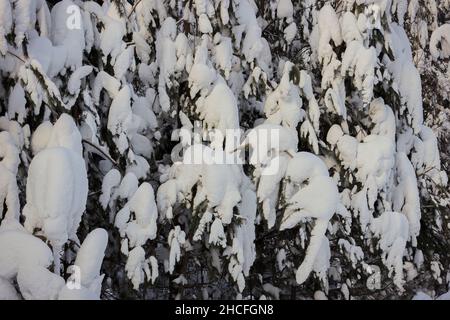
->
[0,0,449,300]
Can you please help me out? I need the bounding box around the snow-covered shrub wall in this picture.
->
[0,0,449,300]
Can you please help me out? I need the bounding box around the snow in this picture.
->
[295,220,330,285]
[189,63,217,97]
[114,47,134,80]
[118,172,139,201]
[0,0,449,301]
[115,183,158,248]
[341,40,377,103]
[396,60,424,133]
[0,0,12,55]
[51,0,85,70]
[0,132,20,220]
[200,78,239,137]
[17,265,65,300]
[341,12,362,44]
[24,146,88,245]
[393,153,421,245]
[68,66,93,96]
[107,86,133,154]
[31,122,54,155]
[281,175,338,228]
[58,285,97,300]
[0,227,53,280]
[264,62,303,129]
[277,0,294,19]
[0,277,19,300]
[214,36,233,79]
[8,83,27,124]
[318,5,342,64]
[430,24,450,59]
[47,113,83,155]
[284,22,297,43]
[198,14,213,34]
[370,211,409,290]
[99,169,122,209]
[74,228,108,291]
[209,218,227,248]
[23,114,88,269]
[124,246,146,289]
[156,17,177,112]
[93,71,121,104]
[168,226,186,274]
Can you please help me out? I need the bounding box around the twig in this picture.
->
[82,139,119,168]
[127,0,143,19]
[6,50,26,63]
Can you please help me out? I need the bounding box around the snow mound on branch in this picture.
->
[51,0,85,70]
[393,153,421,245]
[370,211,409,291]
[0,277,19,300]
[0,228,53,280]
[430,24,450,60]
[0,131,20,220]
[17,265,65,300]
[258,151,339,286]
[115,183,158,248]
[318,5,342,64]
[264,62,303,129]
[341,40,377,103]
[0,0,12,55]
[24,114,87,248]
[74,228,108,292]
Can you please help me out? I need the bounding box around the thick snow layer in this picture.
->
[8,83,27,124]
[17,265,65,300]
[125,246,147,290]
[341,12,362,44]
[47,113,83,155]
[201,79,239,136]
[68,66,93,96]
[107,86,133,154]
[156,17,177,112]
[99,169,122,210]
[24,115,88,248]
[430,24,450,59]
[318,5,342,64]
[0,228,53,280]
[370,211,409,290]
[168,226,186,274]
[243,123,298,166]
[277,0,294,19]
[214,36,233,79]
[0,277,19,300]
[393,153,420,242]
[0,0,12,55]
[396,60,424,133]
[58,285,97,300]
[51,0,85,70]
[0,132,20,220]
[198,14,213,34]
[341,40,377,103]
[74,228,108,290]
[118,172,139,201]
[264,151,338,285]
[264,62,303,129]
[281,175,338,228]
[115,183,158,248]
[295,220,330,285]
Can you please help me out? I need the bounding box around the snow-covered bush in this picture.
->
[0,0,449,300]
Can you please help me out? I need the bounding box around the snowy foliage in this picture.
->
[0,0,449,300]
